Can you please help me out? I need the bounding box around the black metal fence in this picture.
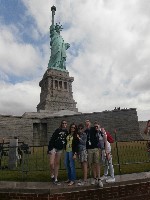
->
[0,140,150,181]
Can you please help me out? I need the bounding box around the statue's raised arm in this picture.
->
[48,6,70,71]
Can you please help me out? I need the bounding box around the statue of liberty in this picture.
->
[48,6,70,71]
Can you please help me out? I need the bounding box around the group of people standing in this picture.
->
[48,119,115,187]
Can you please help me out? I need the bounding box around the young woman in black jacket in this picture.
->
[48,120,68,185]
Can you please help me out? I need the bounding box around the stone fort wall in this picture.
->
[0,108,144,145]
[0,115,39,144]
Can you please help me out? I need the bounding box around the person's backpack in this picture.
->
[106,131,114,143]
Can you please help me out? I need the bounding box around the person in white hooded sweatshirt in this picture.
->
[95,122,115,183]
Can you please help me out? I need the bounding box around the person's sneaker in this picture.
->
[65,179,70,183]
[100,175,108,181]
[77,181,87,186]
[68,181,75,186]
[51,176,55,182]
[106,177,115,183]
[98,179,103,187]
[91,178,98,185]
[53,180,61,185]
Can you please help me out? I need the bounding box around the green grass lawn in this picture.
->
[0,141,149,181]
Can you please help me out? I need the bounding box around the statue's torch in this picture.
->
[51,5,56,26]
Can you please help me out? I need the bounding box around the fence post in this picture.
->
[8,138,18,169]
[114,129,121,175]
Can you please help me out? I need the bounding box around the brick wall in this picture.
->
[0,181,150,200]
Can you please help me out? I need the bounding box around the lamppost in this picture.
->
[114,129,121,174]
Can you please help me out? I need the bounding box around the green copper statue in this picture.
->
[48,6,70,71]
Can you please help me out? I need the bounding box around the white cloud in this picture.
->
[22,0,51,35]
[0,80,40,116]
[0,24,44,77]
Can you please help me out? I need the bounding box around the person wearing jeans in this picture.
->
[101,150,115,183]
[65,123,78,186]
[76,123,88,186]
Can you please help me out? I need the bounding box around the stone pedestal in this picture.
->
[37,68,78,112]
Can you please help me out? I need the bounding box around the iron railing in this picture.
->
[0,140,150,180]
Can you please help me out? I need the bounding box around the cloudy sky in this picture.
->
[0,0,150,121]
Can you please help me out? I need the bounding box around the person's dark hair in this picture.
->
[94,121,99,125]
[85,119,90,123]
[69,123,78,135]
[147,120,150,126]
[78,123,84,130]
[60,120,67,128]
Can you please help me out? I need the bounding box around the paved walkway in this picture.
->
[0,172,150,194]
